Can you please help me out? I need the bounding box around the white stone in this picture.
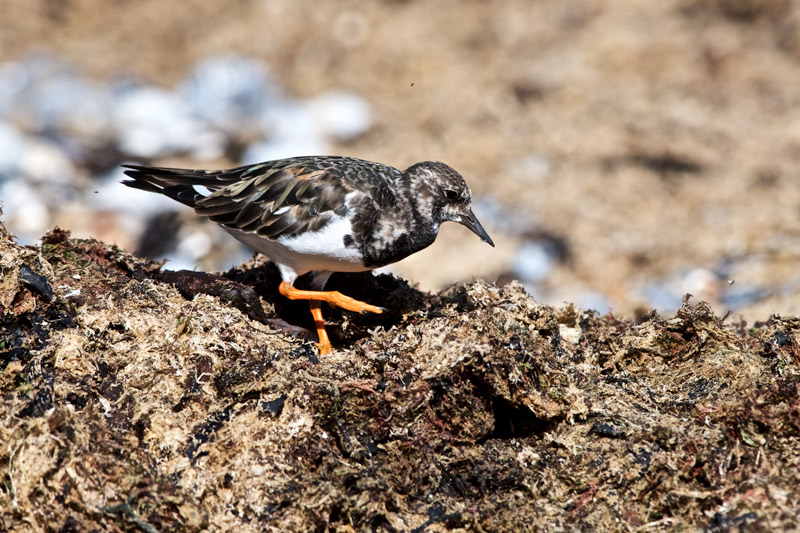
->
[308,89,373,141]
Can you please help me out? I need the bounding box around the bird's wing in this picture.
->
[123,160,354,239]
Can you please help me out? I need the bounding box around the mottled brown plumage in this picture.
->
[124,156,378,239]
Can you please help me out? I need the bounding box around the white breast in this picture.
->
[224,216,367,278]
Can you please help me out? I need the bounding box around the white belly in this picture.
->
[224,217,367,277]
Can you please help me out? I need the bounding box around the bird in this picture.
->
[122,156,494,354]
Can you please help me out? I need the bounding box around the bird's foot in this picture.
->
[279,282,383,355]
[278,281,384,314]
[309,300,333,355]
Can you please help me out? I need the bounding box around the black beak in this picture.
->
[459,209,495,247]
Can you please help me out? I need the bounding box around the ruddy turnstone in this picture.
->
[122,156,494,354]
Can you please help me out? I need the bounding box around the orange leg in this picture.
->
[278,281,384,314]
[279,281,383,354]
[308,301,332,355]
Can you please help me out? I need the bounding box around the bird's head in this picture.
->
[403,161,495,247]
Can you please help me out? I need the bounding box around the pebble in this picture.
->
[577,291,612,314]
[512,241,554,283]
[180,54,281,138]
[637,264,771,314]
[639,281,684,312]
[18,137,76,183]
[0,120,25,175]
[0,179,50,240]
[245,102,328,164]
[307,89,373,141]
[113,84,226,160]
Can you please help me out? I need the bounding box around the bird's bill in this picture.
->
[459,209,495,247]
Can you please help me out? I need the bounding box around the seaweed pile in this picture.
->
[1,219,798,531]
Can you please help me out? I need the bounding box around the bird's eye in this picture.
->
[443,188,459,201]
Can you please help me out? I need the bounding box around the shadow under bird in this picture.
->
[122,155,494,354]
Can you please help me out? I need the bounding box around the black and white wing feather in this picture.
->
[123,158,359,240]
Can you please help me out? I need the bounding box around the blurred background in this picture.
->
[2,0,800,319]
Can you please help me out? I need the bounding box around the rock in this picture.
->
[307,89,373,141]
[181,53,280,138]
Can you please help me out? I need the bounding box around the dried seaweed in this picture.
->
[1,224,798,531]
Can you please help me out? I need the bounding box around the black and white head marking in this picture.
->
[401,161,494,248]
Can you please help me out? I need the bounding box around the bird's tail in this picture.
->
[122,165,229,208]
